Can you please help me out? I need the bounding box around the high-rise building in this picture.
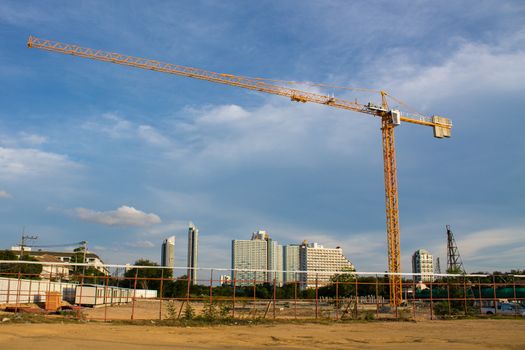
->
[283,244,300,284]
[299,241,355,289]
[187,222,199,285]
[161,236,175,269]
[231,230,283,286]
[267,239,283,285]
[412,249,434,282]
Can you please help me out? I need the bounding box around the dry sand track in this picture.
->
[0,319,524,349]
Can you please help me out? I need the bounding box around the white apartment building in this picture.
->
[231,238,267,285]
[231,230,283,286]
[299,241,355,289]
[412,249,434,282]
[283,244,300,284]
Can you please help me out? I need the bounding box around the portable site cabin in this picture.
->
[74,284,132,306]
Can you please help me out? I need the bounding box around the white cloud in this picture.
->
[196,104,249,124]
[82,113,133,139]
[377,34,525,109]
[125,240,155,248]
[141,221,189,237]
[168,99,375,170]
[0,147,79,181]
[457,227,524,260]
[19,133,47,146]
[0,190,11,198]
[137,125,171,146]
[0,132,47,148]
[83,113,172,147]
[73,205,161,227]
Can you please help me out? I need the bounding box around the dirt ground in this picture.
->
[0,319,523,349]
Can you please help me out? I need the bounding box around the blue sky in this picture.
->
[0,1,524,273]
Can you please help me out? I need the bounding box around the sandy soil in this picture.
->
[0,320,523,349]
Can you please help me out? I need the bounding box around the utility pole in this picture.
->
[80,241,88,276]
[19,231,38,260]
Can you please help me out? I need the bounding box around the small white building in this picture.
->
[34,254,70,280]
[412,249,434,282]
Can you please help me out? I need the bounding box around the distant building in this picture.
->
[219,274,231,285]
[283,244,300,284]
[299,241,355,289]
[232,235,267,285]
[412,249,434,282]
[267,238,283,285]
[187,222,199,285]
[231,230,283,286]
[10,247,109,276]
[161,236,175,269]
[34,254,70,280]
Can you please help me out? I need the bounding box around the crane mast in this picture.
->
[27,36,452,306]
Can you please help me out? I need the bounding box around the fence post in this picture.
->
[77,263,86,320]
[6,278,11,306]
[512,275,518,318]
[253,277,257,317]
[447,281,451,316]
[15,269,21,313]
[412,277,416,319]
[158,269,164,320]
[28,277,33,305]
[429,280,433,320]
[232,270,237,319]
[463,276,468,316]
[492,275,497,315]
[209,269,214,305]
[186,272,191,302]
[131,268,138,320]
[354,275,358,319]
[375,275,379,319]
[273,278,277,320]
[104,274,109,322]
[478,277,482,315]
[335,281,339,320]
[315,274,319,319]
[294,280,298,320]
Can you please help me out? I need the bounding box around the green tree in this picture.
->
[0,249,42,279]
[124,259,172,291]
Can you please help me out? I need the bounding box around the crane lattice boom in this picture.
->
[27,35,453,306]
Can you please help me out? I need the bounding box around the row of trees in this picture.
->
[119,260,525,302]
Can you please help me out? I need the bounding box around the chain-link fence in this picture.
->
[1,260,524,321]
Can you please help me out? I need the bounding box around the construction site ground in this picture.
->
[0,319,523,349]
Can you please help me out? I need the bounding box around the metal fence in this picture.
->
[1,260,524,321]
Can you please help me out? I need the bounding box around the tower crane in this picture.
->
[27,36,452,306]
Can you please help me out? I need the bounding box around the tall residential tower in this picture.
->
[161,236,175,269]
[231,230,283,286]
[187,222,199,285]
